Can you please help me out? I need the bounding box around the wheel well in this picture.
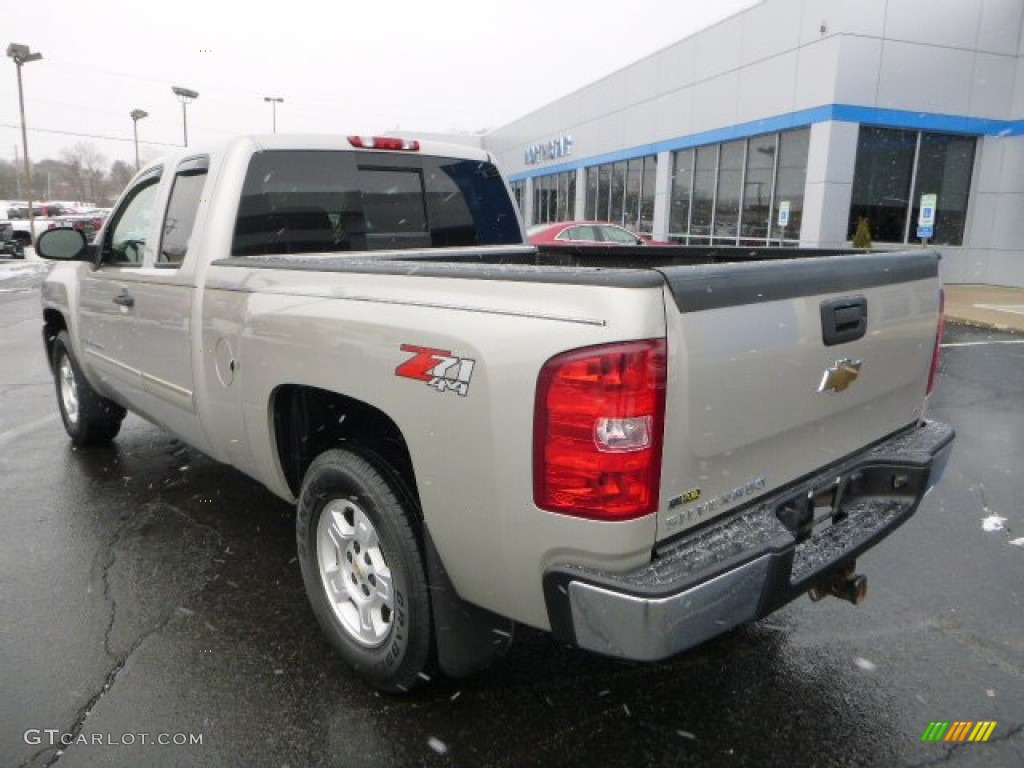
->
[43,309,68,371]
[273,385,419,505]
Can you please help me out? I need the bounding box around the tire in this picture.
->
[296,448,434,692]
[52,330,126,445]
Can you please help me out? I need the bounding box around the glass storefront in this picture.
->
[669,127,810,245]
[583,155,658,234]
[848,127,976,246]
[509,180,525,213]
[531,171,576,225]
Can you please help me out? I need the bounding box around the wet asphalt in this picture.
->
[1,262,1021,768]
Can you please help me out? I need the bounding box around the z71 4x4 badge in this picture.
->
[395,344,476,397]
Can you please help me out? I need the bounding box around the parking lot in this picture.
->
[1,262,1021,767]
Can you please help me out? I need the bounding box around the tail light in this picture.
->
[534,339,667,521]
[926,288,945,396]
[347,136,420,151]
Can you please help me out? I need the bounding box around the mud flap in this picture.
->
[423,527,514,677]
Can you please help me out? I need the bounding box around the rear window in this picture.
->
[232,150,520,256]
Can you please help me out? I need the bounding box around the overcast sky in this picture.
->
[4,0,756,171]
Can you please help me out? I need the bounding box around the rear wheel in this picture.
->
[296,448,434,692]
[52,330,125,445]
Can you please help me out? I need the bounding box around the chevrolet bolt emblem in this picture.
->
[818,359,862,393]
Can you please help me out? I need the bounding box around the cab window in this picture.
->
[104,174,162,265]
[159,158,209,267]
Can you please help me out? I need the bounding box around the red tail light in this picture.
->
[347,136,420,151]
[927,288,945,396]
[534,339,667,520]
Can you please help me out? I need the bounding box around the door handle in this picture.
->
[112,290,135,308]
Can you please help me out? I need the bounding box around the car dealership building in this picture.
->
[478,0,1024,287]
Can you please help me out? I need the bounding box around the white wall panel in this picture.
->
[740,0,802,66]
[969,53,1018,119]
[801,181,854,246]
[736,52,799,123]
[985,249,1024,287]
[997,137,1024,194]
[877,42,974,114]
[656,40,696,96]
[801,0,886,43]
[793,38,839,110]
[973,136,1006,195]
[1014,57,1024,114]
[594,113,626,155]
[977,0,1024,55]
[990,193,1024,248]
[652,89,694,144]
[690,73,740,134]
[694,15,744,81]
[624,56,660,108]
[965,191,998,250]
[939,248,987,284]
[884,0,984,50]
[618,101,658,149]
[805,121,859,185]
[834,36,882,106]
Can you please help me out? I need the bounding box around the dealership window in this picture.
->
[532,170,576,225]
[848,127,976,246]
[582,155,658,233]
[741,134,776,240]
[668,127,809,245]
[669,150,693,236]
[775,129,809,241]
[509,180,525,212]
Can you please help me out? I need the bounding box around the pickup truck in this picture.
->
[36,134,954,692]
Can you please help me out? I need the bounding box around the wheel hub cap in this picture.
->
[59,355,79,426]
[316,499,394,648]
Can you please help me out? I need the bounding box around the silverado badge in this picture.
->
[818,358,862,393]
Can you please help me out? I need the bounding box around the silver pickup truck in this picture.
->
[36,135,953,692]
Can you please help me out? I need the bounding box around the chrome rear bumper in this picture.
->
[543,420,955,661]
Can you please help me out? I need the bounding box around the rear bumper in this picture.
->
[542,420,954,661]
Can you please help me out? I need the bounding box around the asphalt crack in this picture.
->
[19,502,224,768]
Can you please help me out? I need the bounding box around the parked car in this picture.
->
[0,217,25,258]
[528,220,669,246]
[77,208,111,233]
[46,216,97,242]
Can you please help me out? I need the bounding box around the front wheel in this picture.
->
[52,330,125,445]
[296,449,434,692]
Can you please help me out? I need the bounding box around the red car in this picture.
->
[527,220,669,246]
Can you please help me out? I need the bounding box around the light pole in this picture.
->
[7,42,42,246]
[171,86,199,147]
[130,109,148,170]
[263,96,283,133]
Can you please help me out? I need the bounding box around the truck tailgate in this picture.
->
[655,251,941,542]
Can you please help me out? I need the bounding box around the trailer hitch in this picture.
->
[809,561,868,606]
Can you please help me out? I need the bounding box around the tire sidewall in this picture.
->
[52,330,124,445]
[52,332,86,442]
[296,450,431,691]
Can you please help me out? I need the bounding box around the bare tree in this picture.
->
[106,160,135,202]
[59,142,108,204]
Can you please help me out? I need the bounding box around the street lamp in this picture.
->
[7,42,42,246]
[263,96,283,133]
[130,109,148,171]
[171,86,199,147]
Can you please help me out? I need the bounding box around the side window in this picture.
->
[104,175,161,265]
[159,159,208,267]
[601,225,639,244]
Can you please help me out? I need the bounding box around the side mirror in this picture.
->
[36,227,89,260]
